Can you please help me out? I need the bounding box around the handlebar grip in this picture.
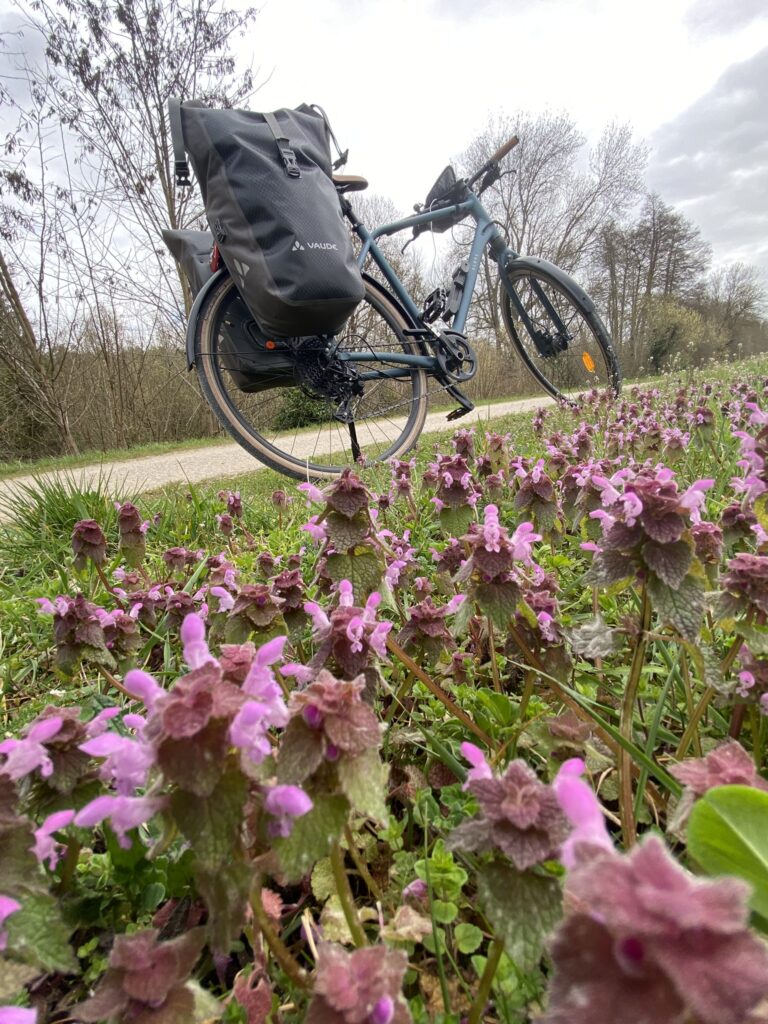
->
[489,135,519,165]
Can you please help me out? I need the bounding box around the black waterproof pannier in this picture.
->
[161,229,214,295]
[168,98,364,339]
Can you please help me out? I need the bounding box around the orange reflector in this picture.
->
[266,340,277,350]
[582,351,596,373]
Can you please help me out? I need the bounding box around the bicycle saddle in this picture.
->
[333,175,368,193]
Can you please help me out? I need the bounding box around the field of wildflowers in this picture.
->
[3,362,768,1024]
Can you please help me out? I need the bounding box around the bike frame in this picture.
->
[337,192,567,380]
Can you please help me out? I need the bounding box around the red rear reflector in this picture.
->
[210,243,222,272]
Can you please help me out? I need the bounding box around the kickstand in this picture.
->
[348,419,362,463]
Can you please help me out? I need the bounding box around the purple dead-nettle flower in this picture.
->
[288,670,382,758]
[0,1008,36,1024]
[71,518,107,570]
[115,501,149,567]
[74,927,204,1024]
[31,809,76,870]
[163,589,198,629]
[306,942,412,1024]
[124,668,164,711]
[229,584,286,637]
[79,723,155,796]
[552,758,612,867]
[229,700,274,765]
[401,878,428,906]
[271,488,292,509]
[720,554,768,619]
[323,467,372,519]
[692,521,724,567]
[460,741,492,788]
[218,489,243,517]
[447,757,570,870]
[304,582,392,679]
[206,553,239,589]
[241,635,289,726]
[0,716,63,780]
[543,836,768,1024]
[301,515,328,543]
[216,512,234,536]
[181,612,219,670]
[395,596,461,663]
[210,585,235,612]
[452,427,475,457]
[270,568,306,617]
[485,431,511,474]
[298,481,325,505]
[661,427,689,464]
[74,794,167,848]
[430,537,465,575]
[85,706,121,738]
[0,896,21,952]
[37,593,114,675]
[162,546,202,572]
[669,740,768,833]
[721,502,759,545]
[428,453,479,509]
[264,784,313,837]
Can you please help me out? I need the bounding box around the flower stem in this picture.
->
[330,840,367,948]
[676,687,715,759]
[250,875,309,989]
[486,616,502,693]
[387,635,496,750]
[344,823,383,902]
[468,938,504,1024]
[619,584,651,847]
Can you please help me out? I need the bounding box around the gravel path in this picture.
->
[0,394,551,517]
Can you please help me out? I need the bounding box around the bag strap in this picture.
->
[168,97,192,188]
[263,112,301,178]
[310,103,348,170]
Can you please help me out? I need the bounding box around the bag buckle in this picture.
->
[281,147,300,177]
[175,160,192,188]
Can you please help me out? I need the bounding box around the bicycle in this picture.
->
[186,134,622,480]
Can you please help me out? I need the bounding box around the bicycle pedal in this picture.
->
[446,406,472,421]
[444,384,475,420]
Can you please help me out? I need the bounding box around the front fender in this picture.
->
[185,268,229,369]
[502,255,596,314]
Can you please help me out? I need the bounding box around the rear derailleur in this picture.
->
[292,336,363,423]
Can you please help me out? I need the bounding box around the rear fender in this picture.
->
[185,268,229,369]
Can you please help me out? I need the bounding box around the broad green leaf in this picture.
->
[414,839,468,903]
[277,717,325,784]
[687,785,768,918]
[454,922,484,955]
[325,548,384,601]
[586,549,634,587]
[642,538,692,589]
[5,890,77,973]
[431,899,458,924]
[438,505,474,538]
[568,614,622,659]
[472,580,520,629]
[196,858,252,953]
[171,767,247,871]
[0,818,38,891]
[324,511,371,550]
[273,794,350,882]
[159,719,230,797]
[476,863,562,972]
[337,747,389,823]
[648,572,705,642]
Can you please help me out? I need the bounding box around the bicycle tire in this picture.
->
[194,275,429,480]
[500,264,622,403]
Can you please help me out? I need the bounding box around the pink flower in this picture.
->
[552,758,613,867]
[297,481,325,504]
[0,1009,37,1024]
[31,809,76,870]
[242,636,289,727]
[308,943,410,1024]
[79,732,155,796]
[123,668,164,711]
[509,522,542,563]
[229,700,272,765]
[460,742,493,788]
[300,515,327,542]
[0,716,63,780]
[74,795,167,848]
[180,612,219,670]
[264,784,313,837]
[209,585,234,612]
[0,896,21,951]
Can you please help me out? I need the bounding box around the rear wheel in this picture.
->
[500,264,621,402]
[194,275,429,480]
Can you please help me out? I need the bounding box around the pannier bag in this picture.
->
[161,228,214,295]
[169,98,364,339]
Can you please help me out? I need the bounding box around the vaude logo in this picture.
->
[292,238,337,252]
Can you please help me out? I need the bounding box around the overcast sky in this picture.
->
[245,0,768,274]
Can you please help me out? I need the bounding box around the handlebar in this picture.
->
[489,135,519,165]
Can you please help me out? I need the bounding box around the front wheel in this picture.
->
[500,263,621,403]
[194,275,429,480]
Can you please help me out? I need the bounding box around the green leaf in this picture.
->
[337,747,389,823]
[159,719,230,797]
[431,899,458,924]
[687,785,768,918]
[454,922,484,955]
[171,766,247,871]
[438,505,474,537]
[642,538,692,589]
[476,863,562,972]
[324,511,371,550]
[324,548,384,601]
[273,794,350,882]
[586,549,634,587]
[414,839,468,903]
[472,580,520,629]
[685,641,727,693]
[5,890,77,973]
[196,858,252,953]
[0,818,38,891]
[277,717,325,784]
[647,572,705,642]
